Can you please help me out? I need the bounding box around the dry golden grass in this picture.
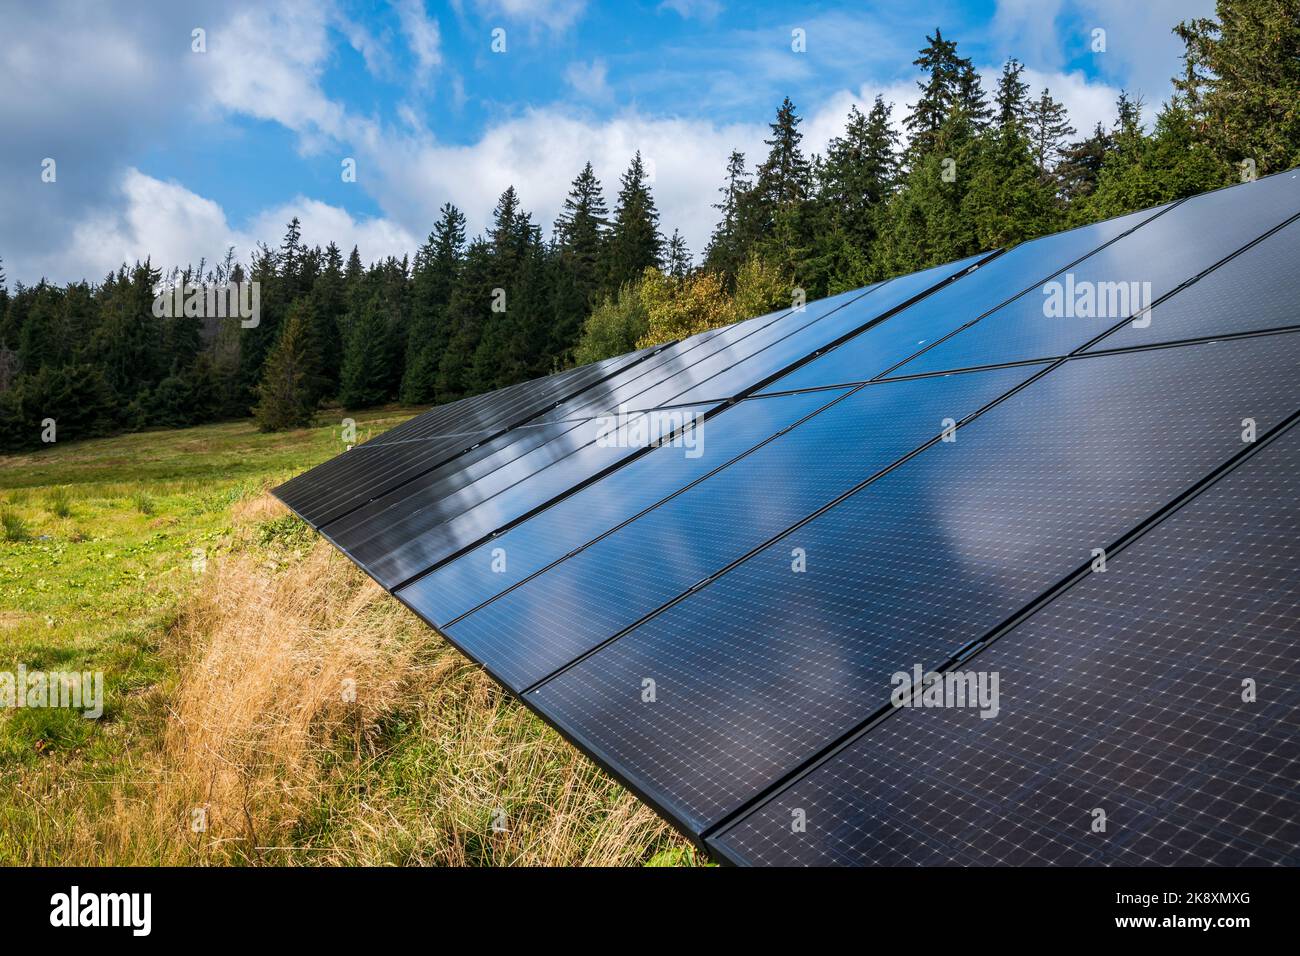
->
[2,480,697,866]
[116,495,696,865]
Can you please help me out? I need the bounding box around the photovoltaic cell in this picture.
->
[336,402,710,587]
[655,253,988,408]
[756,204,1163,394]
[711,424,1300,866]
[434,363,1035,692]
[398,388,848,626]
[310,258,986,587]
[528,333,1300,835]
[276,346,659,526]
[1088,215,1300,353]
[891,170,1300,376]
[312,288,875,564]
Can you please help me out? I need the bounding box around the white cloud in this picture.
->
[658,0,724,21]
[362,109,766,257]
[992,0,1216,119]
[52,169,415,283]
[1017,67,1119,137]
[473,0,587,33]
[201,1,346,150]
[564,59,610,100]
[394,0,443,81]
[67,169,245,280]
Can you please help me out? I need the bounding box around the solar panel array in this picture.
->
[275,169,1300,866]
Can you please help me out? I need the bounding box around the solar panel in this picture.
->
[308,290,865,559]
[710,422,1300,866]
[890,170,1300,376]
[431,363,1034,692]
[755,204,1168,394]
[399,388,849,626]
[527,333,1300,835]
[276,346,659,526]
[305,257,987,589]
[1089,214,1300,353]
[273,173,1300,864]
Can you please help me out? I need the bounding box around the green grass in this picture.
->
[0,407,694,866]
[1,506,29,542]
[0,407,424,857]
[46,486,73,518]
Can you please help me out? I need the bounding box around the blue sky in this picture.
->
[0,0,1211,285]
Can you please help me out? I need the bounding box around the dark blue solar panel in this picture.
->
[757,205,1164,394]
[315,261,989,588]
[398,388,847,626]
[428,364,1034,691]
[337,403,709,587]
[893,170,1300,376]
[712,424,1300,866]
[527,333,1300,835]
[315,287,877,561]
[657,254,988,407]
[1089,215,1300,353]
[277,346,660,526]
[532,288,871,424]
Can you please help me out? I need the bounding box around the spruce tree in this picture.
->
[994,58,1031,129]
[666,229,692,279]
[1056,122,1115,204]
[1026,88,1076,175]
[253,301,318,430]
[554,162,609,301]
[906,30,987,159]
[602,152,663,293]
[819,97,899,250]
[551,163,610,358]
[403,203,465,404]
[338,290,392,409]
[704,149,752,277]
[309,242,346,399]
[1175,0,1300,173]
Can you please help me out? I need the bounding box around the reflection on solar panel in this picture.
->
[275,170,1300,865]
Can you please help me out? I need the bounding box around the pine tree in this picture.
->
[602,152,663,293]
[666,230,692,279]
[995,58,1031,129]
[906,29,988,159]
[338,290,392,409]
[403,203,465,404]
[1175,1,1300,174]
[1026,87,1076,175]
[704,149,752,277]
[252,301,318,430]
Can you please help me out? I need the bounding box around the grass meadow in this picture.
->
[0,410,698,866]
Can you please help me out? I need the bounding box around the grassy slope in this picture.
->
[0,411,698,866]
